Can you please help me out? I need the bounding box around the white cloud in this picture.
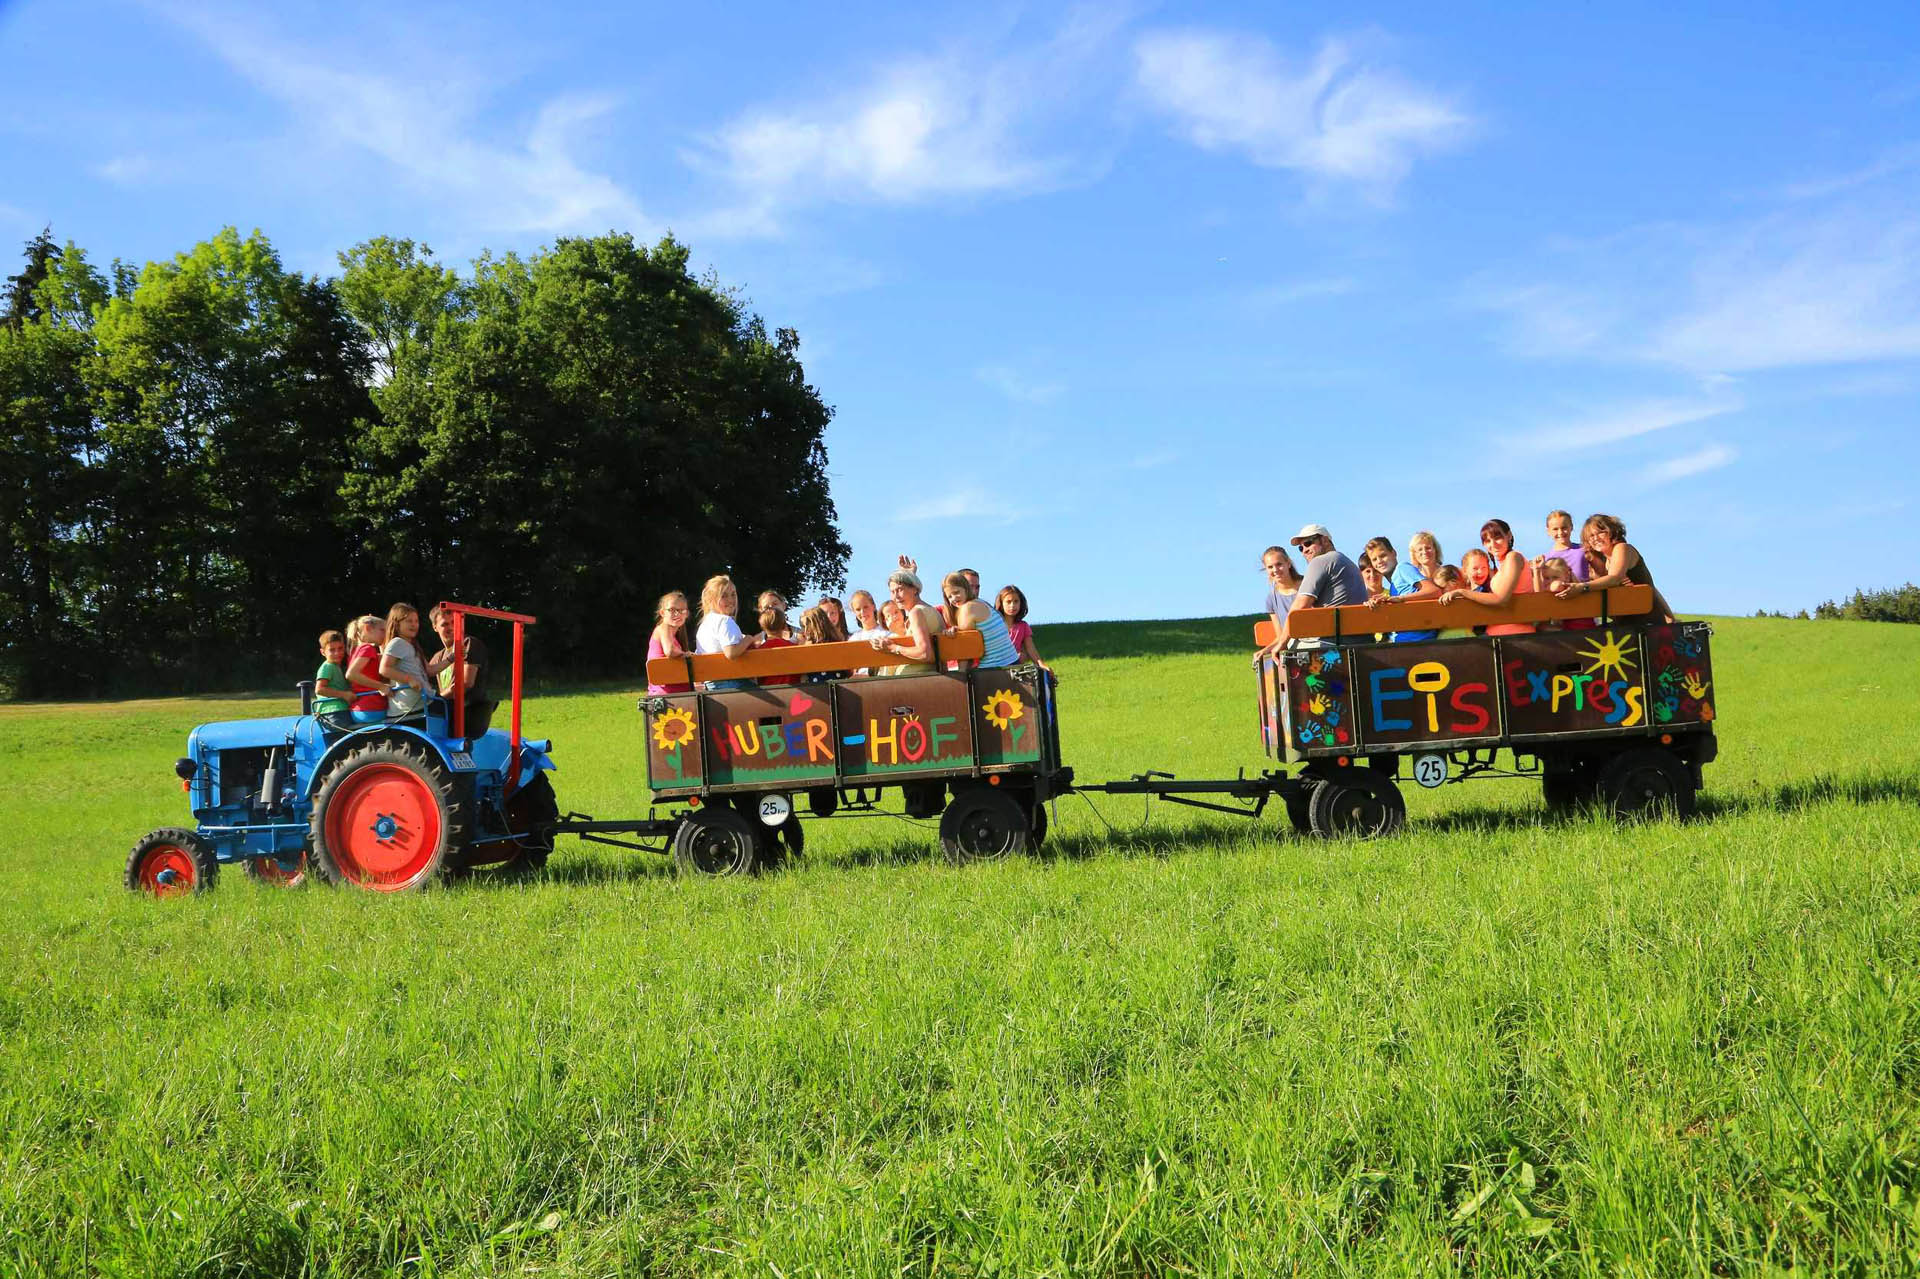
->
[1480,202,1920,374]
[166,12,648,239]
[896,486,1020,524]
[1529,397,1741,453]
[92,153,155,185]
[697,12,1123,228]
[1638,444,1737,487]
[976,364,1065,404]
[1133,30,1469,192]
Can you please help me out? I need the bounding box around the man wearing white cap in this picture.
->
[1275,523,1368,646]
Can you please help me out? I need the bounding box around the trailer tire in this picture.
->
[939,786,1030,863]
[1030,799,1049,849]
[1307,771,1406,840]
[1284,782,1318,835]
[308,740,466,892]
[1541,762,1600,814]
[1599,747,1696,822]
[243,846,309,888]
[126,828,218,896]
[673,804,760,877]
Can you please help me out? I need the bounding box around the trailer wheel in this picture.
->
[244,847,309,888]
[125,828,218,896]
[1283,781,1319,835]
[1307,771,1406,840]
[308,740,467,892]
[1541,760,1599,814]
[940,787,1030,864]
[672,805,760,877]
[1029,799,1049,849]
[1599,747,1696,822]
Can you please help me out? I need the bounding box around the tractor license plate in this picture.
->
[449,751,475,770]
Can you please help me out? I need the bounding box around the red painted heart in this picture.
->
[789,694,814,714]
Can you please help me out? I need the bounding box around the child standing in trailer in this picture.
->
[647,592,695,695]
[757,600,800,686]
[1536,509,1590,586]
[313,630,353,715]
[995,584,1054,678]
[1432,567,1473,638]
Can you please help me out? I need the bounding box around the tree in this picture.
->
[1,226,58,330]
[88,228,374,688]
[0,241,107,696]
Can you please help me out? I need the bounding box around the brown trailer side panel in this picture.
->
[1349,641,1506,751]
[834,674,979,778]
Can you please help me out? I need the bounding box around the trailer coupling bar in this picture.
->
[1072,771,1288,819]
[551,812,679,854]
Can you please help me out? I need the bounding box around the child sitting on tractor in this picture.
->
[313,630,353,715]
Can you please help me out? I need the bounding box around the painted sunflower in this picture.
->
[982,690,1025,730]
[652,706,697,752]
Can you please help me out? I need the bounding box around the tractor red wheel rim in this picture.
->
[323,764,443,890]
[138,845,197,896]
[257,852,307,887]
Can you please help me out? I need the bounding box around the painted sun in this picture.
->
[652,706,697,752]
[1579,631,1638,685]
[982,690,1025,730]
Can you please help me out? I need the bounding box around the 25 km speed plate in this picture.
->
[1412,753,1449,789]
[756,793,793,826]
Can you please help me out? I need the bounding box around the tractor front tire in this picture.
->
[672,804,760,877]
[126,828,218,896]
[308,740,468,892]
[244,847,310,888]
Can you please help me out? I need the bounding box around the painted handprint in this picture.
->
[1308,693,1329,715]
[1297,722,1321,745]
[1654,698,1676,723]
[1683,671,1709,699]
[1324,707,1341,727]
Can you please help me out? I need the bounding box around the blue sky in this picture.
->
[5,1,1919,623]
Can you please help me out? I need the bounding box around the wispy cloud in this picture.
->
[1127,448,1180,469]
[696,12,1125,231]
[1480,158,1920,375]
[92,153,156,185]
[1528,397,1741,453]
[976,364,1065,404]
[896,486,1021,523]
[1777,142,1920,201]
[164,11,648,239]
[1133,30,1469,193]
[1638,444,1737,487]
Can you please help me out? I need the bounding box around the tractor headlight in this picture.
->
[173,757,197,781]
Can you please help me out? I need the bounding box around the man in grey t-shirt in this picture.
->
[1276,523,1368,645]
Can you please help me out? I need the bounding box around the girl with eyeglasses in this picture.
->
[647,591,695,695]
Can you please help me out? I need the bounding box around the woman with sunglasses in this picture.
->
[1438,518,1537,635]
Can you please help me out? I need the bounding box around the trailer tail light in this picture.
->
[1337,756,1351,767]
[1660,733,1672,744]
[988,775,1001,785]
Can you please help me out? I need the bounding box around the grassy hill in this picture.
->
[3,615,1919,1276]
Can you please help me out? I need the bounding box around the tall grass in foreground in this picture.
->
[1,615,1918,1276]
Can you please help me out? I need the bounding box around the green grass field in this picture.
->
[4,615,1920,1277]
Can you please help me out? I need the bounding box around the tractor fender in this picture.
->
[302,723,450,799]
[516,743,556,791]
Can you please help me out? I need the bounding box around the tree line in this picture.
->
[0,227,848,699]
[1756,583,1920,624]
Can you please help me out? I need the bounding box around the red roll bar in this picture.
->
[435,602,538,795]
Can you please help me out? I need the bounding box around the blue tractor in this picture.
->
[125,604,558,895]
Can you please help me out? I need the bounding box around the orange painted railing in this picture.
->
[1254,583,1655,646]
[646,630,986,687]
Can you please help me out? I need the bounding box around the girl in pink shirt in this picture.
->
[995,585,1054,678]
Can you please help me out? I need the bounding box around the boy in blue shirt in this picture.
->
[1363,537,1440,643]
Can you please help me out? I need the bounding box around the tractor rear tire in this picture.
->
[126,828,218,896]
[939,786,1031,864]
[487,771,559,877]
[673,804,760,877]
[308,739,468,892]
[1307,770,1406,840]
[244,847,310,888]
[1599,747,1696,823]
